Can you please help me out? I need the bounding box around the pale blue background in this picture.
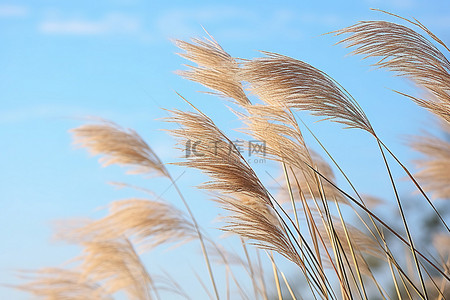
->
[1,0,449,298]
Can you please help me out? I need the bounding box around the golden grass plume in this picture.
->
[72,120,169,177]
[335,12,450,123]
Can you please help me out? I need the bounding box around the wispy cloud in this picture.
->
[156,6,253,38]
[156,5,303,41]
[0,4,29,17]
[38,12,151,40]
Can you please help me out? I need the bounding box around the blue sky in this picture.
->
[1,0,449,299]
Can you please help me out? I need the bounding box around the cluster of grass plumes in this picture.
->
[13,11,450,300]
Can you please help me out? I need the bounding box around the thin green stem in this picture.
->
[169,176,220,300]
[304,162,448,283]
[378,139,449,232]
[376,139,428,300]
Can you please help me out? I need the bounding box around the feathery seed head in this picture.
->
[175,37,250,106]
[71,120,169,177]
[336,18,450,123]
[240,52,375,135]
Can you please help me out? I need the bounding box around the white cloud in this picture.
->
[0,4,29,17]
[156,6,253,38]
[39,13,150,40]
